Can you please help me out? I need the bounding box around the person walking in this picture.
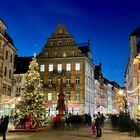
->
[95,113,102,138]
[100,113,105,127]
[91,114,97,134]
[84,113,89,127]
[0,116,9,140]
[87,113,92,127]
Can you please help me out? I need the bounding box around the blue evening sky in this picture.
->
[1,0,140,86]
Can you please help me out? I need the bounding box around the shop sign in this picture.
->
[43,104,53,108]
[66,103,79,107]
[90,104,96,109]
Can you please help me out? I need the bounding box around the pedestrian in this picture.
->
[95,112,102,138]
[91,114,96,134]
[0,116,4,122]
[87,113,92,127]
[100,113,106,127]
[0,116,9,140]
[84,113,89,127]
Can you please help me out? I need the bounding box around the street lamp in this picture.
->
[118,89,128,113]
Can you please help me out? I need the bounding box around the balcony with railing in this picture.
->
[43,83,75,90]
[52,69,66,76]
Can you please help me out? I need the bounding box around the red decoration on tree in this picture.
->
[25,122,32,129]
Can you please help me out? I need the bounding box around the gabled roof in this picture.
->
[4,32,14,46]
[14,56,32,74]
[0,18,7,29]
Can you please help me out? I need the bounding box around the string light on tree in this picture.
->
[15,55,47,128]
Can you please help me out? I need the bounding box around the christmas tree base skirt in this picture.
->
[8,127,46,132]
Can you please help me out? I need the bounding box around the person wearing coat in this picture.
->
[95,114,102,138]
[0,116,9,140]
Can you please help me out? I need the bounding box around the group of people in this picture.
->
[91,112,105,138]
[0,115,9,140]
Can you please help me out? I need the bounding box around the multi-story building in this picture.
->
[37,24,95,116]
[106,82,113,113]
[111,81,121,113]
[94,63,122,114]
[0,19,17,115]
[94,63,104,112]
[125,26,140,119]
[13,56,32,97]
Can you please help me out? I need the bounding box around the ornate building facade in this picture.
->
[37,24,95,116]
[125,26,140,119]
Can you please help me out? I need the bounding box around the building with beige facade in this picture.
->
[94,63,120,114]
[37,24,95,116]
[125,26,140,119]
[0,19,17,115]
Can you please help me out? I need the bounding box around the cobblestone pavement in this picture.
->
[0,123,140,140]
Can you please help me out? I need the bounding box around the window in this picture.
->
[57,93,59,100]
[50,42,54,46]
[86,78,88,86]
[3,84,7,95]
[10,54,12,63]
[66,93,70,101]
[57,77,61,85]
[48,93,52,101]
[40,65,45,72]
[4,67,7,76]
[7,86,11,96]
[63,52,66,57]
[48,64,53,71]
[66,76,70,85]
[16,87,18,93]
[0,27,2,33]
[66,63,71,71]
[46,52,49,58]
[58,41,63,46]
[9,70,11,79]
[54,52,57,58]
[5,51,8,60]
[17,75,22,83]
[75,92,79,101]
[58,29,63,34]
[75,63,80,71]
[72,51,75,56]
[75,76,80,84]
[48,78,52,85]
[67,41,70,45]
[57,64,62,71]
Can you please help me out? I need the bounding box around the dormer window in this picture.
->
[58,29,63,35]
[67,41,70,45]
[50,42,54,46]
[58,41,63,46]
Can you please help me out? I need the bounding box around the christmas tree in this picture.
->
[15,55,46,128]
